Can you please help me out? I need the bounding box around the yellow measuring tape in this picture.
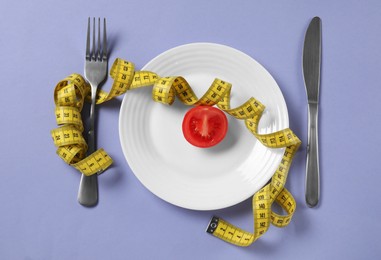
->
[52,58,301,246]
[51,74,113,176]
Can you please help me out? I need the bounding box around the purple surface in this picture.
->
[1,0,380,259]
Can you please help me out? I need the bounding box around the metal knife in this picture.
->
[303,17,322,208]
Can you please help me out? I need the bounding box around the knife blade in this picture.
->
[303,16,321,208]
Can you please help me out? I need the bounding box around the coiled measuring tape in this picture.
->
[52,58,301,246]
[51,74,113,176]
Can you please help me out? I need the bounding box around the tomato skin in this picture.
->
[182,106,228,148]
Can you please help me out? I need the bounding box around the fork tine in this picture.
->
[102,18,108,60]
[86,17,90,60]
[91,17,96,60]
[97,18,101,61]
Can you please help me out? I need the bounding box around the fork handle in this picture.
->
[78,173,98,206]
[87,86,97,153]
[305,102,319,208]
[78,86,98,206]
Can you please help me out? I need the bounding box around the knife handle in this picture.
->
[306,102,319,207]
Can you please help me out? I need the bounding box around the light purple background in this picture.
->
[0,0,380,259]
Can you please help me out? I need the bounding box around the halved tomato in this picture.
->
[182,106,228,148]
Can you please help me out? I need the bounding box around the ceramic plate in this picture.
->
[119,43,288,210]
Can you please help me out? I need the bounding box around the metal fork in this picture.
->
[78,17,108,206]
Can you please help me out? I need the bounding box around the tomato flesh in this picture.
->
[182,106,228,148]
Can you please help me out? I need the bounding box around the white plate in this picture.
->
[119,43,288,210]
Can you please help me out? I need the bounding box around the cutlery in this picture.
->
[303,16,321,208]
[78,17,108,206]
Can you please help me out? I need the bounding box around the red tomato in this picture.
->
[182,106,228,148]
